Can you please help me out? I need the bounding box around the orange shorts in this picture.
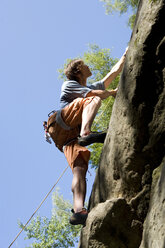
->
[62,97,95,171]
[64,141,90,171]
[48,96,96,171]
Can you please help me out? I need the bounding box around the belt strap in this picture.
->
[47,109,72,131]
[56,110,72,130]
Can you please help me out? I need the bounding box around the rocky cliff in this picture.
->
[79,0,165,247]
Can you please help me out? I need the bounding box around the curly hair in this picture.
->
[64,59,84,81]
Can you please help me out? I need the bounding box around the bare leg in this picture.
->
[80,96,101,137]
[71,157,87,213]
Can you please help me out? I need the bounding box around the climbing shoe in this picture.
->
[69,208,88,225]
[77,132,106,146]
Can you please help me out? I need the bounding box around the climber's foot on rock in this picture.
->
[77,132,106,146]
[69,208,88,225]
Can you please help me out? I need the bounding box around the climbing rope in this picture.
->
[8,165,69,248]
[8,94,113,248]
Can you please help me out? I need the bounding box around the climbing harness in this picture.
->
[43,109,75,145]
[48,109,72,130]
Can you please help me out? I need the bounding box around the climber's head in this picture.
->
[64,59,92,83]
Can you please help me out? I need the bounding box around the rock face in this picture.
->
[140,159,165,248]
[79,0,165,247]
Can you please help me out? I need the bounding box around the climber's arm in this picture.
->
[102,47,128,89]
[86,88,117,100]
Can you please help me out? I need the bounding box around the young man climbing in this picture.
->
[46,47,128,225]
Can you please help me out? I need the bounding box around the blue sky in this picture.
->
[0,0,132,247]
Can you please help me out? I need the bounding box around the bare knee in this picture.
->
[71,167,86,192]
[73,166,87,178]
[71,158,87,190]
[74,156,87,172]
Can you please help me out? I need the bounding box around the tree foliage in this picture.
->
[58,44,120,168]
[18,190,80,248]
[100,0,139,29]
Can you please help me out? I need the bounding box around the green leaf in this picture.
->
[100,0,139,29]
